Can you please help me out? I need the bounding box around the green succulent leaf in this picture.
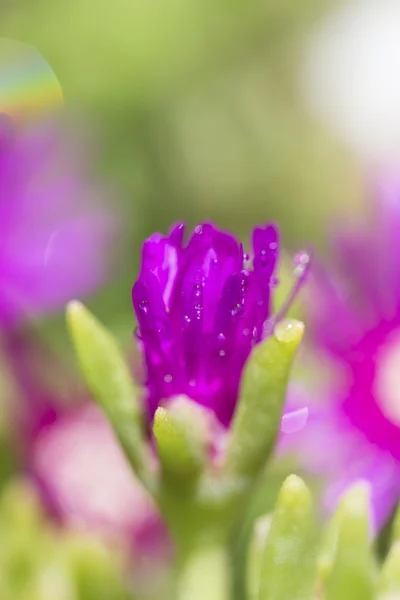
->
[379,541,400,600]
[226,319,304,481]
[66,301,150,488]
[325,483,377,600]
[153,396,210,480]
[258,474,318,600]
[247,515,271,600]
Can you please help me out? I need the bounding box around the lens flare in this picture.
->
[0,39,63,123]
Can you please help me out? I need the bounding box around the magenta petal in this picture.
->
[132,222,303,425]
[132,273,174,416]
[141,226,183,308]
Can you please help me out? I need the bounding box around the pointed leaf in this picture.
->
[66,301,149,486]
[379,541,400,600]
[227,319,304,480]
[247,515,271,600]
[259,475,318,600]
[153,396,210,479]
[325,483,377,600]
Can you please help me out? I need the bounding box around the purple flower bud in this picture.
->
[133,222,309,426]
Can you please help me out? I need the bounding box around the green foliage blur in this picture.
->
[0,2,371,598]
[1,0,364,335]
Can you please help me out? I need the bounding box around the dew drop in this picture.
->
[269,241,277,250]
[195,225,203,234]
[184,315,191,324]
[219,349,226,357]
[212,258,219,265]
[294,252,310,276]
[231,303,245,317]
[271,276,279,287]
[189,379,196,387]
[164,374,173,383]
[139,299,149,313]
[217,333,226,342]
[261,249,266,256]
[275,319,304,343]
[242,328,250,336]
[134,326,142,340]
[280,407,308,434]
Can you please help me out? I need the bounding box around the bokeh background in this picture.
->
[0,0,398,597]
[0,0,371,336]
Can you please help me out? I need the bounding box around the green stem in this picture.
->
[177,544,230,600]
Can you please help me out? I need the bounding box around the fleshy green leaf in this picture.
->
[390,503,400,544]
[378,541,400,600]
[325,483,377,600]
[153,396,210,479]
[64,534,131,600]
[258,474,318,600]
[246,515,271,600]
[66,301,150,487]
[226,319,304,481]
[177,545,230,600]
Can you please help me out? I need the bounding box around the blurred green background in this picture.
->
[0,1,371,597]
[1,0,365,338]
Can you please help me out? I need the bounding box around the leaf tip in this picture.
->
[279,473,311,510]
[340,481,371,518]
[274,319,304,344]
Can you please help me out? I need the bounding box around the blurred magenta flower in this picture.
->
[132,222,310,426]
[0,112,115,324]
[4,328,170,584]
[33,404,171,566]
[282,172,400,533]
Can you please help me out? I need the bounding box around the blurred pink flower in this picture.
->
[0,113,116,324]
[281,386,400,535]
[33,404,170,560]
[4,327,171,587]
[281,171,400,533]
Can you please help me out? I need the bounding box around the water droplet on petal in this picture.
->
[231,303,245,317]
[164,374,173,383]
[280,407,309,434]
[271,276,279,287]
[242,328,250,336]
[269,242,277,250]
[139,299,149,313]
[212,258,219,265]
[134,326,142,340]
[184,315,191,324]
[189,379,196,387]
[294,252,310,266]
[217,333,226,342]
[219,349,226,357]
[195,225,203,234]
[293,252,310,278]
